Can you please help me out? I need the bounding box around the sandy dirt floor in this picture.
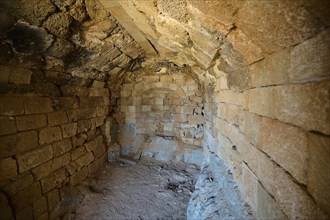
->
[73,159,200,220]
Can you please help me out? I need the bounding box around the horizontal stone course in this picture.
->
[16,114,47,131]
[0,131,38,158]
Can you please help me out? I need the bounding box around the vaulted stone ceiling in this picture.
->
[1,0,329,86]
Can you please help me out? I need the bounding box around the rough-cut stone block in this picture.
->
[16,114,47,131]
[256,183,286,219]
[77,120,92,133]
[85,135,103,152]
[61,123,77,138]
[72,133,87,147]
[236,0,322,53]
[47,189,60,210]
[289,28,330,82]
[240,162,258,211]
[11,182,42,210]
[214,90,243,106]
[32,153,70,180]
[60,85,88,96]
[250,48,290,87]
[246,82,330,135]
[39,127,62,145]
[227,29,264,65]
[0,131,38,158]
[41,168,68,193]
[53,139,72,157]
[96,106,109,116]
[144,75,159,83]
[241,111,262,146]
[307,133,330,216]
[71,146,87,161]
[120,90,131,98]
[75,152,94,167]
[188,115,204,124]
[17,145,53,173]
[52,97,78,110]
[70,166,88,186]
[91,116,106,128]
[8,67,33,84]
[0,97,25,116]
[0,157,18,181]
[0,116,17,135]
[24,97,53,114]
[123,83,133,91]
[259,117,308,184]
[48,111,68,126]
[89,88,109,97]
[2,174,34,197]
[142,105,151,112]
[92,80,105,88]
[88,159,100,175]
[256,151,326,219]
[33,196,48,218]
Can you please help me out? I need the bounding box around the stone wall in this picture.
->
[0,64,110,220]
[202,28,330,219]
[111,68,204,165]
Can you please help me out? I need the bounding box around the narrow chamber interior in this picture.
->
[0,0,329,219]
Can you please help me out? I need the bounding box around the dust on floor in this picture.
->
[73,158,200,220]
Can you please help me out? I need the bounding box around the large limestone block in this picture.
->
[0,131,38,159]
[32,153,70,180]
[187,20,221,58]
[16,114,47,131]
[256,183,286,219]
[250,48,291,87]
[188,0,243,28]
[257,153,327,219]
[251,28,330,87]
[259,117,309,185]
[289,28,330,82]
[17,145,53,173]
[245,82,330,135]
[41,168,68,193]
[43,12,73,38]
[307,133,330,216]
[39,127,63,145]
[155,15,190,46]
[240,162,258,211]
[236,0,322,53]
[227,29,264,65]
[0,117,17,135]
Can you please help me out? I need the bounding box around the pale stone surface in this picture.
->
[289,28,330,82]
[236,0,323,53]
[258,117,309,185]
[246,82,330,135]
[307,133,330,216]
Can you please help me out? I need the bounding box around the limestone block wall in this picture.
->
[203,28,330,219]
[113,71,204,165]
[0,65,110,220]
